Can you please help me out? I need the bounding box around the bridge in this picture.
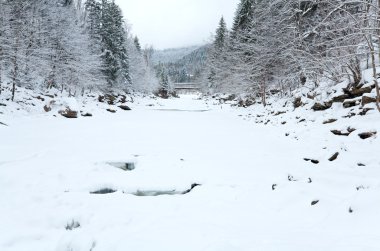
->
[174,83,201,94]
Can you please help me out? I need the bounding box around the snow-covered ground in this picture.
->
[0,94,379,251]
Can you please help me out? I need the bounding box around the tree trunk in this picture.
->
[11,37,19,102]
[261,79,267,107]
[370,47,380,112]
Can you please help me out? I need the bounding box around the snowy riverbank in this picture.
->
[1,93,379,251]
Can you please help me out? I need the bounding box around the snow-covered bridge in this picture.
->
[174,83,201,94]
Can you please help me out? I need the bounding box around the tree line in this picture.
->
[205,0,380,109]
[0,0,158,101]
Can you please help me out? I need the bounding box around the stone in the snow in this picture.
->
[59,109,78,119]
[358,131,377,140]
[323,119,337,124]
[118,105,131,111]
[311,102,332,111]
[362,96,377,106]
[311,200,319,206]
[328,152,339,161]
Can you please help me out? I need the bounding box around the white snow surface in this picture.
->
[0,92,380,251]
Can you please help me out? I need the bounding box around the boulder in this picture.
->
[331,94,350,103]
[119,95,127,103]
[118,105,131,111]
[307,92,316,100]
[304,158,319,164]
[311,200,319,206]
[98,95,105,103]
[348,86,373,97]
[59,109,78,119]
[362,95,377,106]
[331,127,356,136]
[238,98,255,108]
[104,94,116,105]
[43,105,52,112]
[43,100,56,112]
[311,101,332,111]
[106,108,116,113]
[323,119,337,124]
[293,97,303,109]
[343,99,359,108]
[328,152,339,161]
[358,131,377,140]
[81,112,93,117]
[359,108,374,116]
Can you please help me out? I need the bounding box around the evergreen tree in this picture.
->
[99,0,131,89]
[85,0,102,41]
[214,17,228,50]
[157,62,170,91]
[134,36,142,53]
[207,17,229,91]
[231,0,255,39]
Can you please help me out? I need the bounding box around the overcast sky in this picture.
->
[115,0,240,50]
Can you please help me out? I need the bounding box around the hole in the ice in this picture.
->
[130,183,201,197]
[90,188,117,194]
[107,162,136,171]
[65,220,80,231]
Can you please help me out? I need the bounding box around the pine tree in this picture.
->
[231,0,255,39]
[157,62,170,91]
[98,0,131,89]
[214,17,228,50]
[85,0,102,41]
[134,36,142,53]
[207,17,229,91]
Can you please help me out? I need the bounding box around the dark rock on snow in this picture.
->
[362,96,377,106]
[59,109,78,119]
[331,127,356,136]
[293,97,303,109]
[323,119,337,124]
[358,131,377,140]
[311,200,319,206]
[311,102,332,111]
[328,152,340,162]
[343,99,359,108]
[81,112,93,117]
[304,158,319,164]
[118,105,131,111]
[359,108,374,116]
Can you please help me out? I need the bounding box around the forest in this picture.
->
[0,0,379,110]
[0,0,159,101]
[0,1,380,251]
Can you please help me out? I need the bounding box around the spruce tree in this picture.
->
[214,17,228,50]
[157,62,169,91]
[231,0,254,39]
[99,0,131,89]
[207,17,228,90]
[85,0,102,41]
[134,36,142,53]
